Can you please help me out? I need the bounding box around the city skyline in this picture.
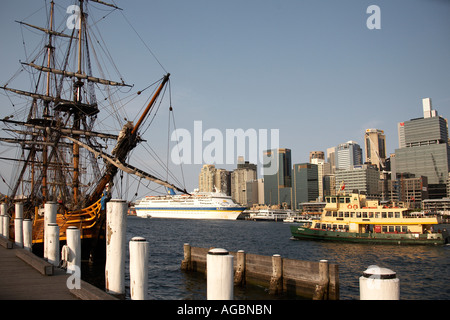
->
[0,0,449,197]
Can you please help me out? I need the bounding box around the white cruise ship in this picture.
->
[135,189,246,220]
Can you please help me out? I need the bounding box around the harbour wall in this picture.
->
[181,244,339,300]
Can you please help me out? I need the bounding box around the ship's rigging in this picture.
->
[0,0,188,212]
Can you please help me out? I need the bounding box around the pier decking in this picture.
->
[0,238,115,300]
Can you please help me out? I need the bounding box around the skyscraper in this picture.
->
[335,141,362,170]
[292,163,318,209]
[364,129,386,170]
[198,164,231,195]
[395,98,450,198]
[263,148,292,207]
[231,160,257,205]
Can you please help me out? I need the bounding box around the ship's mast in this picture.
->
[72,0,84,206]
[42,0,55,203]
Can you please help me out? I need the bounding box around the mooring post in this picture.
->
[2,214,9,240]
[360,265,399,300]
[207,248,234,300]
[0,203,5,237]
[234,250,246,286]
[46,223,60,266]
[15,202,23,219]
[181,243,191,271]
[66,226,81,274]
[129,237,149,300]
[269,254,283,295]
[313,259,329,300]
[105,199,127,298]
[14,218,23,248]
[44,202,57,259]
[23,219,33,251]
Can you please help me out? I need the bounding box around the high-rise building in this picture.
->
[263,148,292,207]
[310,155,331,201]
[335,141,362,170]
[364,129,386,170]
[326,147,336,174]
[394,98,449,198]
[335,164,380,196]
[198,164,231,195]
[309,151,325,163]
[199,164,216,192]
[292,163,318,209]
[231,160,257,205]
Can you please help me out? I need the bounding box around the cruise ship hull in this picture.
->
[135,207,245,220]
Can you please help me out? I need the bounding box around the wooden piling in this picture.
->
[313,259,329,300]
[269,254,283,295]
[181,243,191,271]
[234,250,246,286]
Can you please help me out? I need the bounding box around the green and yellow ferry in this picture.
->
[290,193,449,245]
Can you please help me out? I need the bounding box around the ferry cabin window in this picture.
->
[331,197,337,203]
[345,212,350,218]
[388,212,393,218]
[369,212,373,218]
[382,226,388,232]
[382,212,387,218]
[402,226,407,233]
[363,212,368,218]
[315,223,320,228]
[339,212,344,217]
[333,212,337,217]
[326,211,332,216]
[395,226,401,233]
[389,226,394,233]
[395,212,401,218]
[345,197,351,203]
[339,197,345,203]
[356,212,361,218]
[375,212,380,218]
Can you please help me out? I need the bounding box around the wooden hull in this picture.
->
[290,225,449,245]
[8,199,106,261]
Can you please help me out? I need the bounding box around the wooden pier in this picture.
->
[0,237,116,300]
[181,244,340,300]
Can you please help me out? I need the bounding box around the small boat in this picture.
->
[249,209,292,222]
[290,193,449,245]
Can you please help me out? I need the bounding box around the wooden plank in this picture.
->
[0,246,77,300]
[15,248,54,275]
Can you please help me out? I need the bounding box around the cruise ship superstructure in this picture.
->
[135,189,246,220]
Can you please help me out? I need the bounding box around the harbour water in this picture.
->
[84,216,450,300]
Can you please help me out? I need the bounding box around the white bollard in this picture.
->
[15,202,23,219]
[360,265,400,300]
[0,203,6,236]
[23,219,33,251]
[44,202,57,259]
[129,237,149,300]
[14,218,23,248]
[105,199,127,297]
[207,248,234,300]
[46,223,60,266]
[3,214,9,240]
[66,226,81,275]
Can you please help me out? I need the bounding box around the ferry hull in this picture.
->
[290,225,449,245]
[135,208,245,220]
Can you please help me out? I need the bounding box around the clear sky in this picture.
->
[0,0,449,197]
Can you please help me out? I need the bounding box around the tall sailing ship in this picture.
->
[0,0,187,261]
